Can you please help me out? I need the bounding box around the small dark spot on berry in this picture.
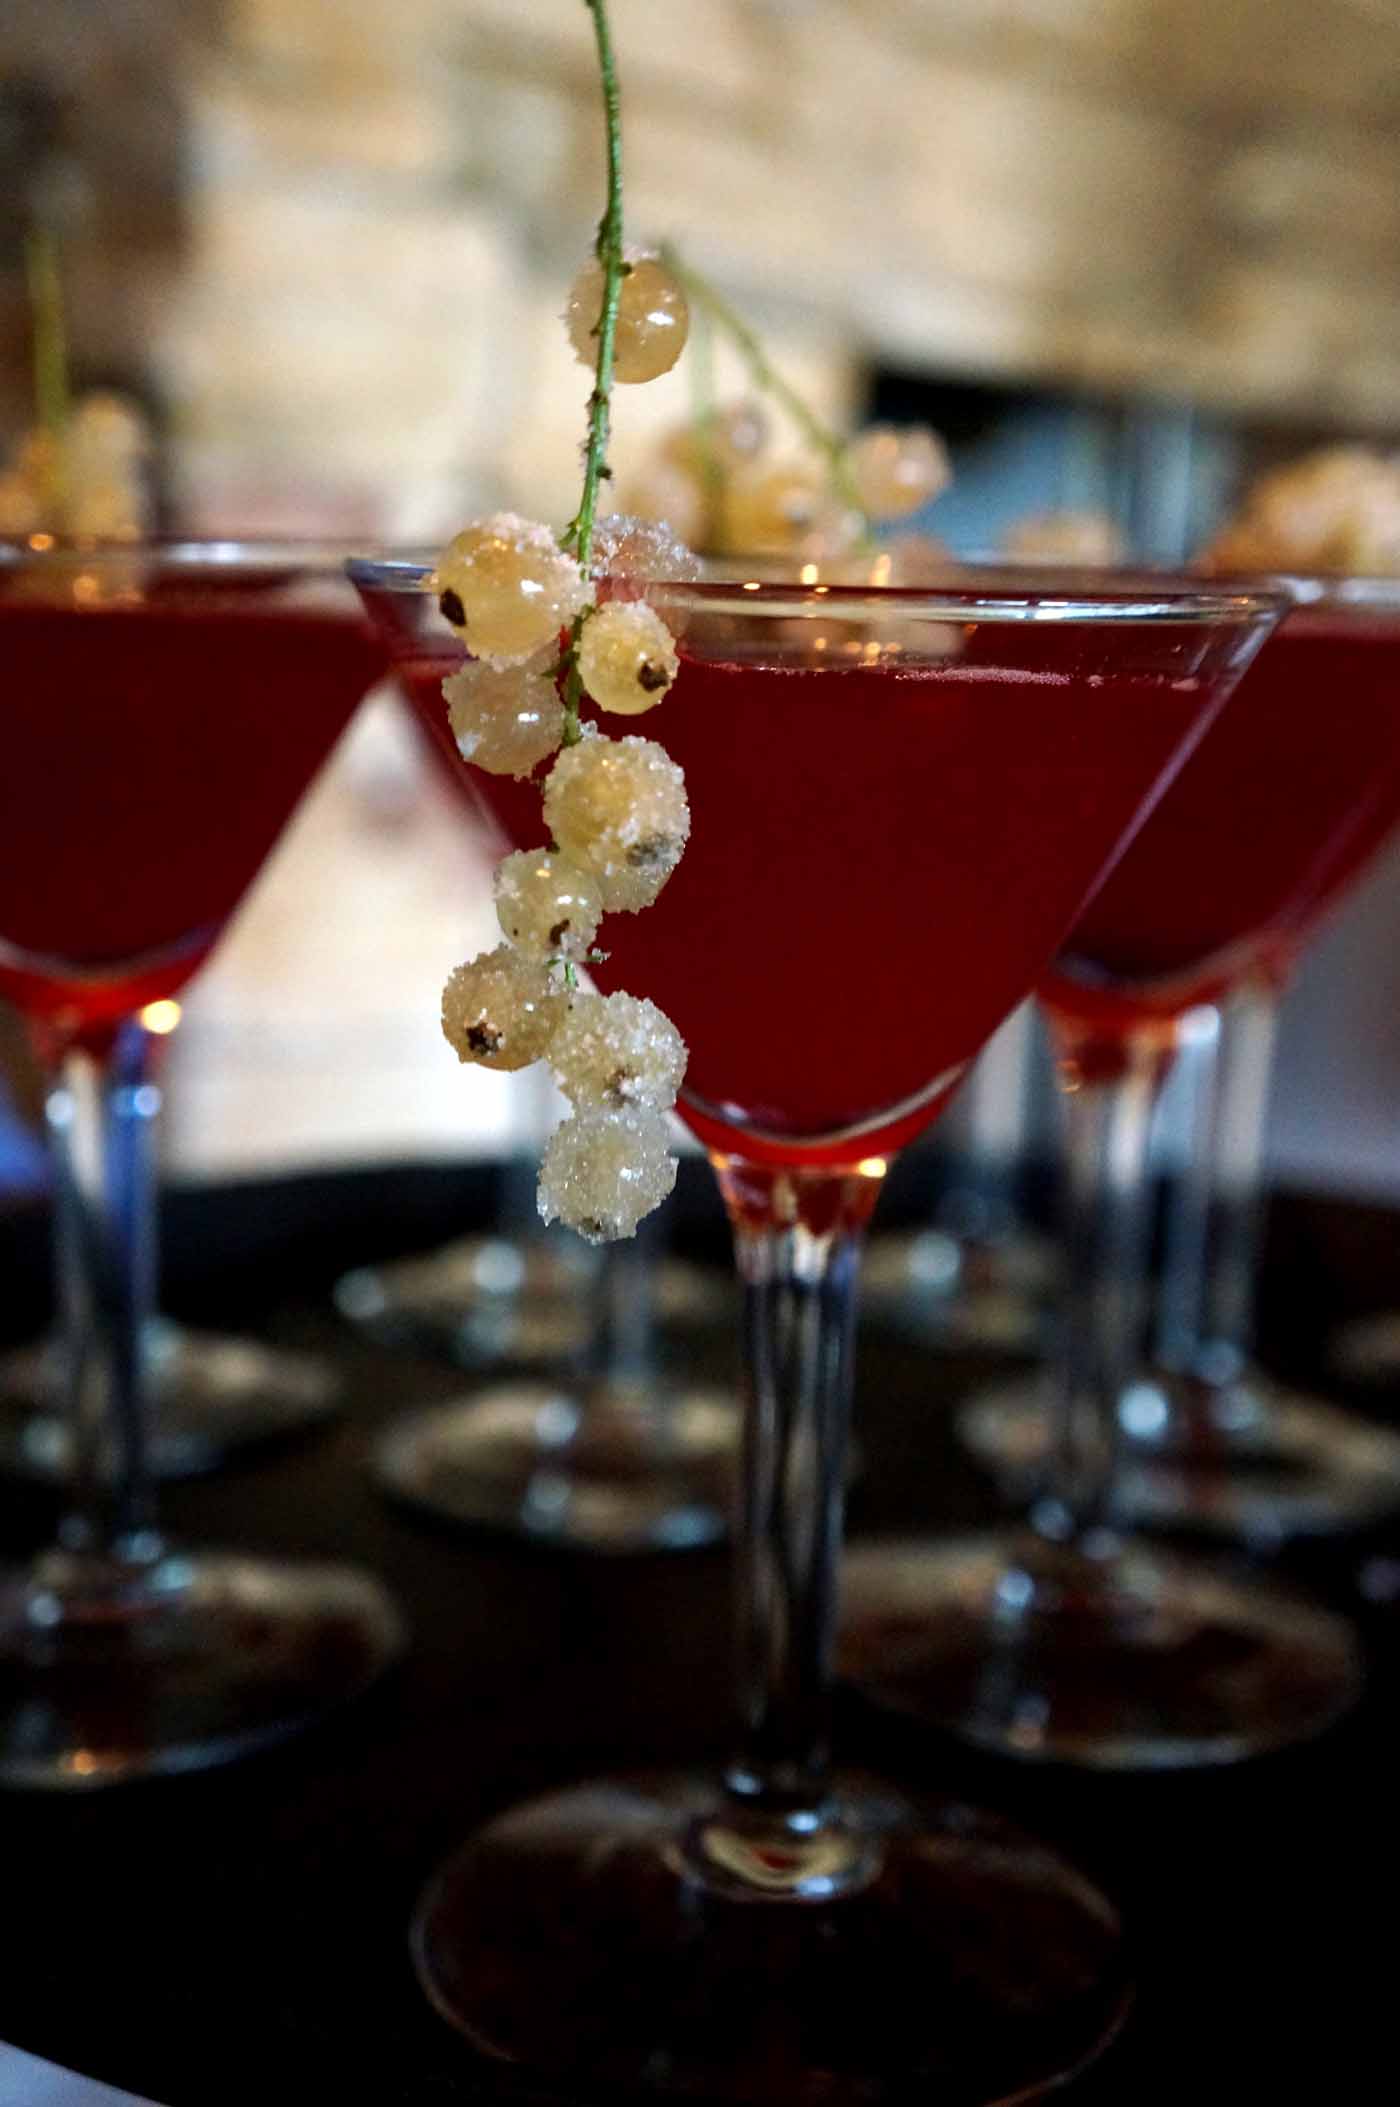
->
[580,1217,610,1240]
[628,833,676,870]
[548,919,570,947]
[637,660,669,693]
[466,1022,502,1057]
[606,1067,633,1104]
[439,588,466,628]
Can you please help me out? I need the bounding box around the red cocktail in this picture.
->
[0,582,383,1044]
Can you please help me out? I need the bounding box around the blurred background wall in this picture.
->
[2,0,1400,1192]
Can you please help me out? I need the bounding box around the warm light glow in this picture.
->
[28,532,56,551]
[800,562,819,585]
[856,1156,888,1179]
[871,552,892,587]
[140,1000,182,1035]
[742,579,761,592]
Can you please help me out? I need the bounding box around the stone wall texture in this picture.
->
[4,0,1400,526]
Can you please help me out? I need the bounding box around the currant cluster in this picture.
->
[435,242,700,1242]
[1201,446,1400,577]
[0,391,151,541]
[623,396,950,563]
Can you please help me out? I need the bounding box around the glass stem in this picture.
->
[1155,982,1278,1398]
[1033,1023,1175,1546]
[45,1019,162,1568]
[695,1161,882,1898]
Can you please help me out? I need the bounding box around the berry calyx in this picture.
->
[578,600,679,715]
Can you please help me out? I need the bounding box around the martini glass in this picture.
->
[0,540,403,1787]
[850,580,1395,1765]
[355,554,1275,2105]
[962,582,1400,1542]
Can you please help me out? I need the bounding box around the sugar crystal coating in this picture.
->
[443,652,564,777]
[551,989,686,1112]
[537,1106,678,1243]
[565,249,689,385]
[578,601,679,715]
[432,513,586,666]
[494,850,602,961]
[543,732,690,912]
[442,945,565,1072]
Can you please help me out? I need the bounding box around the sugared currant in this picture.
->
[443,652,565,778]
[849,424,950,522]
[494,851,602,962]
[578,601,678,715]
[566,249,689,385]
[590,513,703,595]
[537,1106,678,1242]
[433,513,586,666]
[551,990,686,1112]
[543,733,690,912]
[441,946,565,1071]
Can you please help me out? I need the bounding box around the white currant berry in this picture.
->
[662,400,768,478]
[717,462,826,555]
[537,1106,678,1243]
[441,945,565,1071]
[443,652,564,778]
[578,601,679,715]
[543,733,690,913]
[566,249,689,385]
[849,425,950,521]
[589,514,703,595]
[551,990,687,1112]
[432,513,586,666]
[493,850,602,962]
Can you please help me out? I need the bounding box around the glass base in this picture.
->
[1330,1309,1400,1388]
[959,1372,1400,1542]
[838,1529,1362,1769]
[863,1231,1052,1355]
[335,1237,728,1368]
[0,1320,341,1481]
[0,1545,403,1789]
[373,1384,739,1552]
[413,1770,1129,2105]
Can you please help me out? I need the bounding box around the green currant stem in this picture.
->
[24,225,71,520]
[558,0,628,747]
[659,241,872,545]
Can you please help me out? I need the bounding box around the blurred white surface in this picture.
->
[0,2044,157,2107]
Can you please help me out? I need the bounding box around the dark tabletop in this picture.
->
[0,1160,1396,2105]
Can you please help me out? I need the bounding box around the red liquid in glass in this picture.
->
[0,600,383,1041]
[382,613,1235,1167]
[1043,611,1400,1030]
